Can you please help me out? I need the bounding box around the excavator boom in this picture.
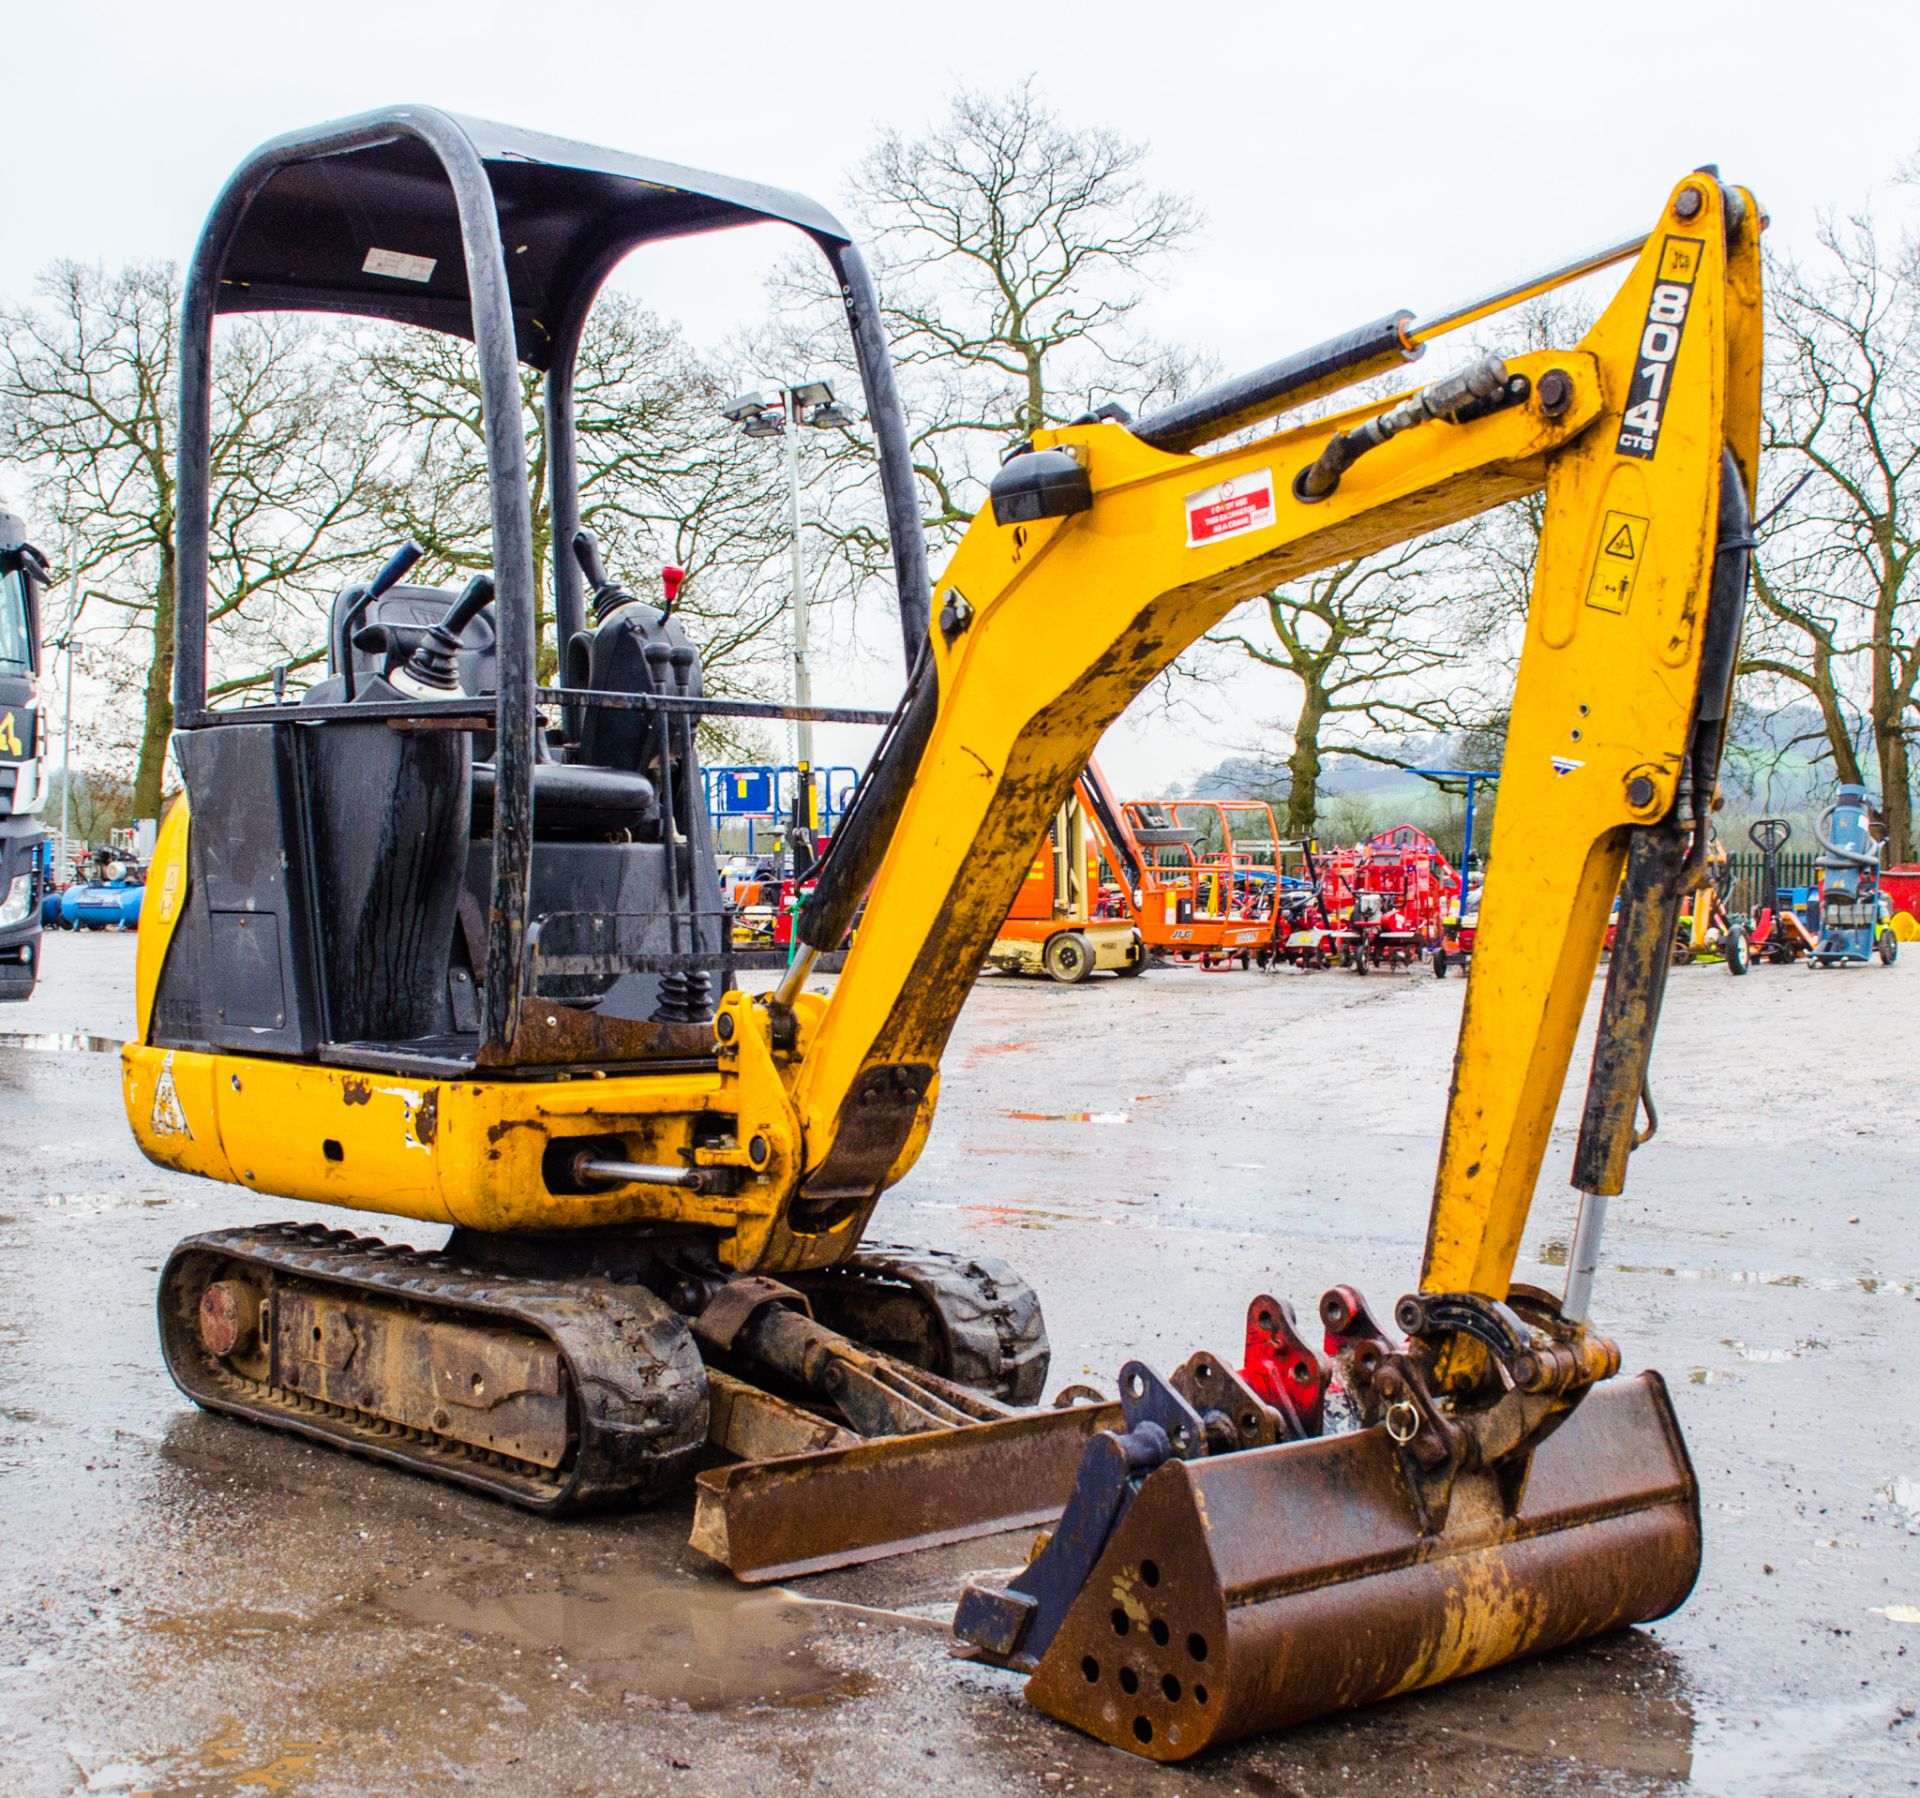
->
[777,175,1758,1301]
[925,173,1758,1757]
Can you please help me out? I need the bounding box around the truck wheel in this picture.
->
[1879,930,1898,966]
[1116,936,1147,977]
[1726,930,1751,976]
[1043,931,1094,985]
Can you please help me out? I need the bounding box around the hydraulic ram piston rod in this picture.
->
[1130,227,1651,455]
[1404,230,1650,346]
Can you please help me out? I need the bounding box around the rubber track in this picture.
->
[797,1244,1050,1406]
[158,1223,708,1514]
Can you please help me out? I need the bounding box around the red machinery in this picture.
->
[1285,825,1461,972]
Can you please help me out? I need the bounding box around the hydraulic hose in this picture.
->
[1573,444,1754,1195]
[789,642,939,961]
[1681,448,1753,879]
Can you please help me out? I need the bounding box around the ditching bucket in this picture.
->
[993,1371,1698,1762]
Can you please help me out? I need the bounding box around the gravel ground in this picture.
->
[0,930,1915,1796]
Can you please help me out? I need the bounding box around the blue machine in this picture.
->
[35,839,61,929]
[60,859,145,931]
[1810,784,1895,968]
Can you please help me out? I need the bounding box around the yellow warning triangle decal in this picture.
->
[151,1051,194,1140]
[1604,523,1636,559]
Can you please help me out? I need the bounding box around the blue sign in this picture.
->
[720,770,775,814]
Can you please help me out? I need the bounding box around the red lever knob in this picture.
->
[660,565,686,607]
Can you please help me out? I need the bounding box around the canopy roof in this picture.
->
[210,109,850,369]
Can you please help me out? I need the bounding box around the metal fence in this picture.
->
[1723,849,1821,916]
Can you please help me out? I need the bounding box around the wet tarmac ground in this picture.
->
[1,933,1916,1795]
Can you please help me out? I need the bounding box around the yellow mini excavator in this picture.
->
[126,107,1760,1762]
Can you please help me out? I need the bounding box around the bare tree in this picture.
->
[42,766,135,850]
[1208,539,1476,836]
[361,293,793,700]
[1747,203,1920,856]
[0,262,381,816]
[761,78,1204,607]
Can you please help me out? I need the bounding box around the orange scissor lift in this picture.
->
[985,776,1147,983]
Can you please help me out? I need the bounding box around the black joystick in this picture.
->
[391,574,495,697]
[573,529,638,623]
[338,539,423,702]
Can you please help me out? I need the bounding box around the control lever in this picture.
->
[573,528,637,622]
[337,540,423,702]
[660,564,686,619]
[382,575,495,699]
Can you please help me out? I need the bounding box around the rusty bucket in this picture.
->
[1010,1371,1699,1761]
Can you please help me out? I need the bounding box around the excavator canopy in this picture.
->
[206,109,851,369]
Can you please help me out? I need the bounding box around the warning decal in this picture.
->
[1586,509,1650,614]
[151,1051,194,1141]
[1186,470,1276,547]
[363,247,437,284]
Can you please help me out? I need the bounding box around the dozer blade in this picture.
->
[692,1399,1122,1583]
[1010,1372,1698,1762]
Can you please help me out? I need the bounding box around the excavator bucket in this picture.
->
[1021,1375,1697,1759]
[968,1370,1698,1761]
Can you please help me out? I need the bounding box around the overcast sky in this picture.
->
[7,0,1918,791]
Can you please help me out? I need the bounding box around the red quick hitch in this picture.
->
[1240,1295,1330,1437]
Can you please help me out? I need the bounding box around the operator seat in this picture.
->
[309,580,660,841]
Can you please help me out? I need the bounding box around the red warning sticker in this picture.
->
[1185,469,1276,547]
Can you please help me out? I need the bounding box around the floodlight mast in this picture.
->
[721,378,861,837]
[784,386,814,777]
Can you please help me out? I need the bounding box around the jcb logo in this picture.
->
[0,710,23,760]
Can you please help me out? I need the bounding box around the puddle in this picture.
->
[1874,1476,1920,1533]
[374,1564,868,1711]
[142,1607,314,1642]
[1720,1336,1829,1363]
[1687,1693,1893,1796]
[1003,1109,1130,1125]
[39,1191,184,1214]
[0,1031,121,1053]
[1528,1246,1916,1298]
[108,1717,338,1796]
[1448,1692,1695,1781]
